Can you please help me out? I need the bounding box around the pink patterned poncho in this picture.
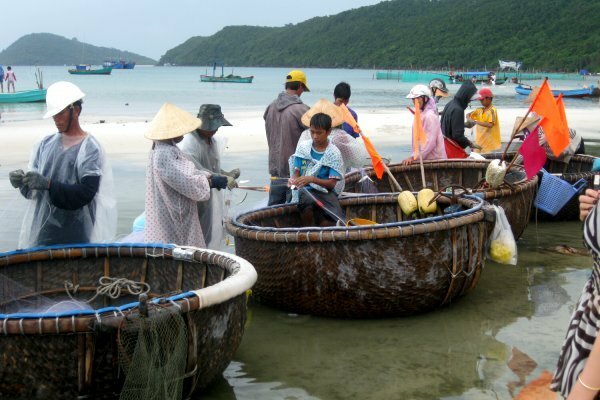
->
[144,140,212,248]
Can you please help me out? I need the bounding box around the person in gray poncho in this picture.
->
[179,104,238,250]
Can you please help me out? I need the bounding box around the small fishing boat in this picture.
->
[345,160,537,240]
[0,88,46,103]
[227,193,494,318]
[68,65,113,75]
[200,62,253,83]
[484,152,597,221]
[0,243,256,398]
[515,84,600,98]
[103,59,136,69]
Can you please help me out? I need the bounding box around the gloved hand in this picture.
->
[221,168,241,179]
[209,174,228,190]
[23,171,50,190]
[226,176,238,190]
[9,169,25,188]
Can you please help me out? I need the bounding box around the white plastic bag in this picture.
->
[485,159,507,189]
[488,205,517,265]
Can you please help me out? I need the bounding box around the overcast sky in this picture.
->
[1,0,385,60]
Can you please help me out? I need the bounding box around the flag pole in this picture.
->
[413,99,427,188]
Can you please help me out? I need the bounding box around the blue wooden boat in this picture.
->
[515,84,600,98]
[0,89,47,103]
[103,59,136,69]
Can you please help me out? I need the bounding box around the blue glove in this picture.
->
[23,171,50,190]
[210,175,228,190]
[592,158,600,172]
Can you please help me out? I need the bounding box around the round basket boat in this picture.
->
[345,160,537,240]
[226,193,494,318]
[0,244,256,399]
[484,153,596,221]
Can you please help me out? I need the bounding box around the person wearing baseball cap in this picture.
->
[466,88,501,153]
[264,69,310,205]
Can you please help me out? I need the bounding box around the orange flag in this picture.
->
[412,99,427,160]
[338,103,385,179]
[555,94,569,139]
[530,80,569,157]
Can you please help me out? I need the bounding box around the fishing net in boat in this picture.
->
[118,302,188,400]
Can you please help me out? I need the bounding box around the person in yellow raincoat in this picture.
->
[467,88,501,153]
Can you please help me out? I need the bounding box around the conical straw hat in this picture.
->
[512,115,541,136]
[301,99,345,128]
[145,103,202,140]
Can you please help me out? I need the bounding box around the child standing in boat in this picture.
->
[4,66,16,93]
[289,112,345,227]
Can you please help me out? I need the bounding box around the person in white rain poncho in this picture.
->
[144,103,228,248]
[297,99,367,172]
[9,81,116,248]
[178,104,238,250]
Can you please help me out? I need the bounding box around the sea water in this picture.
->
[0,66,598,122]
[0,66,599,399]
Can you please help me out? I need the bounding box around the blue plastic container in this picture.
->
[534,170,587,216]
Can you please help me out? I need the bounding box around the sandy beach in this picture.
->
[1,106,599,167]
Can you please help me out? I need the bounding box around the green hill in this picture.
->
[159,0,600,71]
[0,33,156,65]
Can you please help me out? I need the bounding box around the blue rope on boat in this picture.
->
[0,242,175,258]
[0,291,197,320]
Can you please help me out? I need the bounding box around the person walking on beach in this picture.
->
[333,82,359,138]
[550,191,600,399]
[264,70,310,205]
[179,104,238,250]
[466,88,501,153]
[144,103,228,248]
[440,81,481,151]
[8,81,116,248]
[402,85,447,165]
[4,66,16,93]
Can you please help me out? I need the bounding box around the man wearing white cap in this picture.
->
[9,81,116,247]
[144,103,228,248]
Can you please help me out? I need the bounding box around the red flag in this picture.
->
[412,99,427,160]
[555,94,570,139]
[518,127,546,179]
[530,80,569,157]
[339,103,385,179]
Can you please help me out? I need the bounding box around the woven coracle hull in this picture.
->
[0,244,257,399]
[484,153,596,221]
[345,160,537,240]
[227,194,494,318]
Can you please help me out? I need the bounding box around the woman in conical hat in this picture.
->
[144,103,228,248]
[297,99,367,172]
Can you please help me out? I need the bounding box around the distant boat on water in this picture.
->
[200,62,253,83]
[515,84,600,98]
[68,65,112,75]
[103,59,136,69]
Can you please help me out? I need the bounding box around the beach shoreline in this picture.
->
[1,107,599,167]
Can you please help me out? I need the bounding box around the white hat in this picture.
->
[145,103,202,140]
[406,84,432,99]
[43,81,86,118]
